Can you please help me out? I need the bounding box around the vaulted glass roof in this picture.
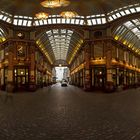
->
[124,20,140,39]
[46,29,73,60]
[36,29,83,64]
[113,19,140,55]
[0,27,6,43]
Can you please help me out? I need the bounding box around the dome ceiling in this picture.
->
[0,0,139,17]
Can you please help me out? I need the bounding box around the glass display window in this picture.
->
[14,67,29,90]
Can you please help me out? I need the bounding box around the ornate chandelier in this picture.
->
[35,12,49,19]
[41,0,70,8]
[60,11,78,18]
[36,0,78,19]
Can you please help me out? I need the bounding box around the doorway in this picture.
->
[14,67,29,91]
[94,67,106,90]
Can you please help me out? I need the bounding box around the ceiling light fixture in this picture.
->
[35,12,49,19]
[41,0,70,8]
[37,0,78,19]
[60,11,78,18]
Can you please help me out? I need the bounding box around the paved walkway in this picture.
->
[0,84,140,140]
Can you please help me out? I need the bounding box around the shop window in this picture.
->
[112,69,117,86]
[119,70,124,85]
[14,67,29,90]
[93,67,106,89]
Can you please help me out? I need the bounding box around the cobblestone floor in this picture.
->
[0,84,140,140]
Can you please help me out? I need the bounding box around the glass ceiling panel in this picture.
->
[113,19,140,54]
[36,29,83,64]
[46,29,73,60]
[0,27,6,43]
[124,20,140,39]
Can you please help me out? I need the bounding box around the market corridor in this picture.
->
[0,84,140,140]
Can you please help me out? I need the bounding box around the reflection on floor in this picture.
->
[0,84,140,140]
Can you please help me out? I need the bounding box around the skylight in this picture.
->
[46,29,73,60]
[0,28,6,42]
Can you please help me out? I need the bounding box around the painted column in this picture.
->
[124,51,127,85]
[84,40,91,91]
[124,51,127,61]
[30,45,35,83]
[116,48,119,58]
[1,68,4,86]
[92,68,94,87]
[29,44,36,91]
[106,40,113,82]
[104,39,115,92]
[117,68,119,86]
[124,69,126,85]
[6,42,14,92]
[0,50,4,86]
[135,71,138,83]
[78,71,80,86]
[106,28,113,84]
[83,69,84,87]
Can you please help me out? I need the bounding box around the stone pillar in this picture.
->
[124,69,126,85]
[117,68,119,86]
[0,50,4,88]
[29,45,36,91]
[124,51,127,61]
[107,69,113,82]
[83,69,84,87]
[0,68,4,90]
[106,28,113,83]
[106,41,113,82]
[116,48,119,58]
[74,73,76,85]
[105,40,115,92]
[1,68,4,85]
[78,72,80,86]
[135,71,138,83]
[30,50,35,83]
[83,40,91,91]
[91,68,94,87]
[6,48,14,92]
[75,72,77,85]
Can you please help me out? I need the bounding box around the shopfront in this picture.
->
[91,66,106,90]
[14,66,29,91]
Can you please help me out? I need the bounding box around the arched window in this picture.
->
[0,27,6,43]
